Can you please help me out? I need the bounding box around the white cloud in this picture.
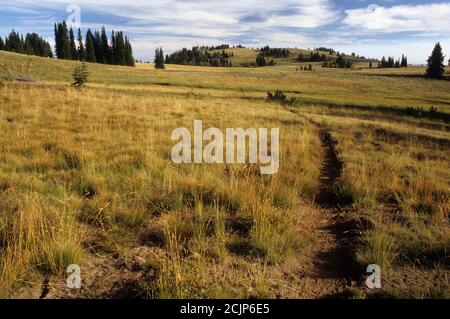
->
[2,0,337,58]
[344,3,450,33]
[2,1,449,63]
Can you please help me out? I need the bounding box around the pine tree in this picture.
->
[426,43,445,79]
[0,37,4,51]
[400,54,408,68]
[111,31,116,64]
[77,29,86,61]
[54,22,72,59]
[72,63,89,87]
[69,28,78,61]
[124,37,135,67]
[54,23,61,58]
[256,53,266,67]
[85,30,96,63]
[154,47,165,69]
[101,27,111,64]
[59,22,72,60]
[93,31,104,63]
[113,31,125,65]
[23,33,52,57]
[5,30,24,53]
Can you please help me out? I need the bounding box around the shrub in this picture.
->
[406,107,424,118]
[267,90,286,102]
[285,97,301,106]
[429,106,438,115]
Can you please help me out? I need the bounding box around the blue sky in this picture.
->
[0,0,449,64]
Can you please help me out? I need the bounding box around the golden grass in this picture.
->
[0,50,449,298]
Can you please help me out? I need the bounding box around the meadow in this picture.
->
[0,49,448,298]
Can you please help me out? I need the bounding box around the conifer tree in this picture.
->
[58,21,72,60]
[69,28,78,61]
[101,27,111,64]
[85,30,96,63]
[111,31,116,64]
[72,63,89,87]
[124,37,135,67]
[256,53,266,67]
[0,37,4,51]
[5,29,24,53]
[93,31,104,63]
[426,43,445,79]
[113,31,125,65]
[154,47,165,69]
[77,29,86,61]
[54,23,61,58]
[400,54,408,68]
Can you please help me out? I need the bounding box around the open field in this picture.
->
[0,50,449,298]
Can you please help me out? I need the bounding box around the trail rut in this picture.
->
[296,127,361,298]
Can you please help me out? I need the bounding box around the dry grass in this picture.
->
[0,50,449,298]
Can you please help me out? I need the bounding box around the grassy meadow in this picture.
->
[0,49,449,298]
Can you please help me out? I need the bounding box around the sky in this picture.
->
[0,0,449,64]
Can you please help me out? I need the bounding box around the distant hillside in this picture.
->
[166,45,376,68]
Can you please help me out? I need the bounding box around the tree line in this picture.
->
[260,46,291,58]
[0,30,53,58]
[298,52,328,62]
[164,47,232,67]
[256,53,275,67]
[315,47,336,55]
[379,55,408,68]
[54,21,135,66]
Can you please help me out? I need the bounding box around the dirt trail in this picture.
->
[295,127,361,298]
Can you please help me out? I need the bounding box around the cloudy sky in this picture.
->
[0,0,449,64]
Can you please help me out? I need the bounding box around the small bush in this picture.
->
[267,90,287,102]
[429,106,438,115]
[406,107,424,118]
[285,97,301,106]
[72,63,89,88]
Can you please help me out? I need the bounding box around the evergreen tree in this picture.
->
[154,47,165,69]
[3,30,51,57]
[69,28,78,61]
[124,37,135,67]
[400,54,408,68]
[58,21,72,59]
[24,33,52,57]
[54,22,72,59]
[113,31,125,65]
[72,63,89,87]
[93,31,104,63]
[426,43,445,79]
[77,29,86,61]
[101,27,111,64]
[85,29,96,63]
[54,23,61,58]
[5,29,24,53]
[256,53,266,67]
